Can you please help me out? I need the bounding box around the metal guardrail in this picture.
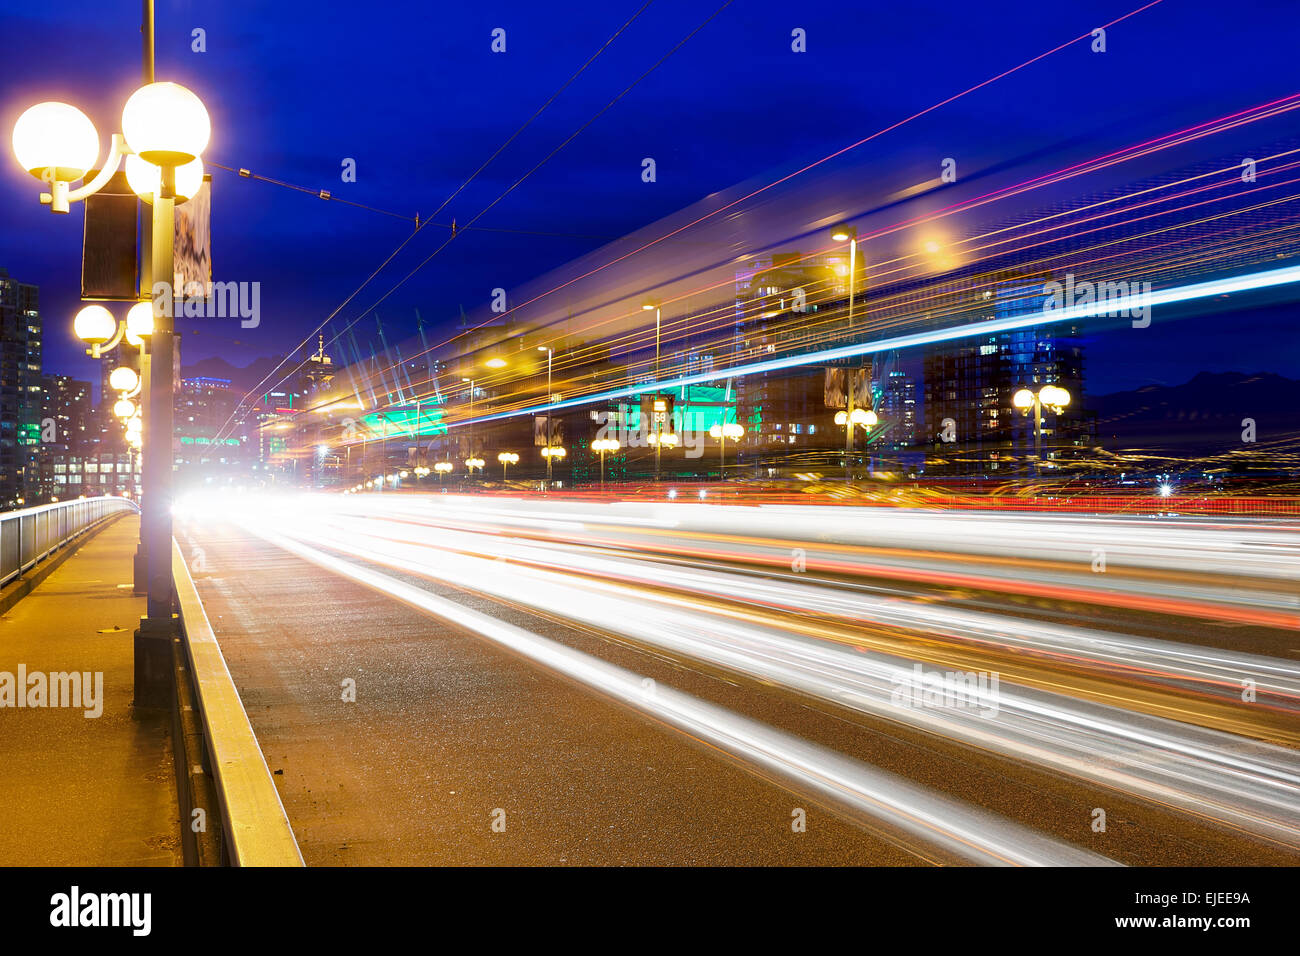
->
[171,539,304,867]
[0,496,138,588]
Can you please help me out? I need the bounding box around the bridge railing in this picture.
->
[0,495,138,588]
[171,539,304,867]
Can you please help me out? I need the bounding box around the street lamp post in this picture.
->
[592,438,619,489]
[1012,385,1071,479]
[830,225,858,332]
[641,301,662,381]
[641,301,665,483]
[708,422,745,478]
[536,346,554,489]
[74,298,153,593]
[461,377,475,463]
[834,407,878,486]
[14,76,211,707]
[829,226,865,486]
[540,444,566,487]
[498,451,518,481]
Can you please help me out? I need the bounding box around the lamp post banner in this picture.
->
[174,174,211,299]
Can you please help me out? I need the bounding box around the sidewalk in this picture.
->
[0,514,181,866]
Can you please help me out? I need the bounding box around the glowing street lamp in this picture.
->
[640,300,661,383]
[834,405,878,486]
[466,457,486,475]
[72,302,154,360]
[434,461,453,482]
[830,224,858,330]
[13,76,212,702]
[536,345,557,488]
[540,445,566,487]
[591,438,620,488]
[108,365,140,394]
[498,451,519,480]
[124,153,204,204]
[834,407,878,428]
[1013,385,1071,476]
[708,422,745,476]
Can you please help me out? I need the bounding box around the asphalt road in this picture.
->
[177,492,1300,866]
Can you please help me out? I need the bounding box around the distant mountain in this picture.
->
[1089,371,1300,455]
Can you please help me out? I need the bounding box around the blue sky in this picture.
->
[2,0,1297,395]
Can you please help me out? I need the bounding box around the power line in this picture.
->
[213,0,655,440]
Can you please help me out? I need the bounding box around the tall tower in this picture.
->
[0,269,42,508]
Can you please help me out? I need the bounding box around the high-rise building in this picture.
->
[733,252,849,458]
[42,375,94,454]
[875,365,918,456]
[0,269,42,508]
[923,274,1090,477]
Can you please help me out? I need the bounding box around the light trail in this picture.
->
[243,521,1115,867]
[180,491,1300,855]
[441,262,1300,431]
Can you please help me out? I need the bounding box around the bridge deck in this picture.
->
[182,518,906,865]
[0,515,181,866]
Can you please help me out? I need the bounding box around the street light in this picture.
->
[498,451,519,480]
[73,302,153,358]
[540,445,566,488]
[124,153,204,204]
[830,224,858,329]
[434,461,453,482]
[13,77,211,707]
[592,438,619,489]
[466,457,485,475]
[829,224,868,486]
[834,406,878,486]
[11,102,99,187]
[461,377,477,462]
[108,365,140,394]
[834,407,878,429]
[120,81,210,166]
[537,345,555,488]
[641,300,661,381]
[708,422,745,477]
[1013,385,1071,477]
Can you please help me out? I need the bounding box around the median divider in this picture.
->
[171,539,304,867]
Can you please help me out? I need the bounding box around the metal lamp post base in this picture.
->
[133,615,176,710]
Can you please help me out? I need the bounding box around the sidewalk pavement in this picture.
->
[0,514,181,866]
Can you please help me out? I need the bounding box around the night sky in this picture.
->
[2,0,1296,398]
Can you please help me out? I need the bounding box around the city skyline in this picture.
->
[3,0,1298,393]
[1,0,1297,913]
